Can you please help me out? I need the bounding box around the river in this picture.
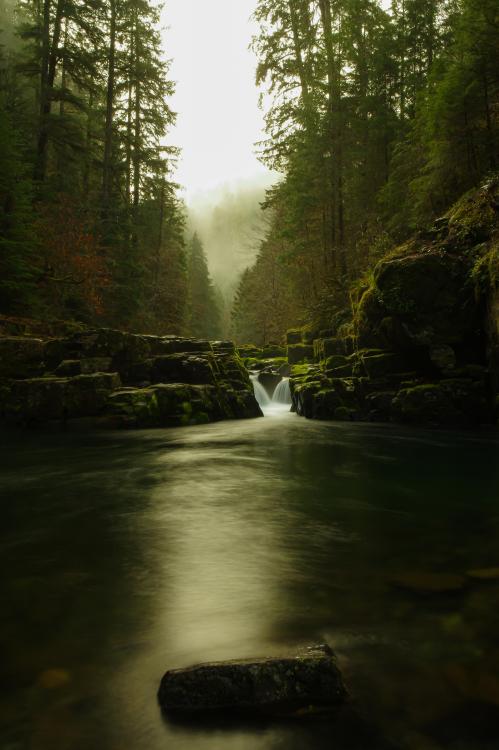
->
[1,409,499,749]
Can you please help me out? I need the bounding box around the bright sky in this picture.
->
[162,0,273,202]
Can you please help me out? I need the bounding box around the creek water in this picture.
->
[1,413,499,750]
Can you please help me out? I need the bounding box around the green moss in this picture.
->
[324,355,347,370]
[446,182,498,240]
[471,238,499,296]
[286,328,303,345]
[334,406,356,421]
[287,343,314,365]
[193,411,210,424]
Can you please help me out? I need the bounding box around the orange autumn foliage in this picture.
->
[36,197,109,318]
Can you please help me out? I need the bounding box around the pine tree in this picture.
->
[186,233,220,339]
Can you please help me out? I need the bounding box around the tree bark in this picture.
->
[102,0,117,220]
[35,0,65,182]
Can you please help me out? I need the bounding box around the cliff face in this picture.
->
[288,177,499,427]
[0,328,262,429]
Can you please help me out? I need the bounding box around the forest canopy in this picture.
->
[232,0,498,344]
[0,0,497,343]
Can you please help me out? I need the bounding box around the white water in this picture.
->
[251,373,292,415]
[250,373,271,407]
[273,377,292,406]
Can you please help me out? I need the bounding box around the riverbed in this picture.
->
[1,410,499,749]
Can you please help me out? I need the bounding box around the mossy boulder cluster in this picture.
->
[288,179,499,428]
[0,327,262,429]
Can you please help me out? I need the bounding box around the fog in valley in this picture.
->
[185,174,275,335]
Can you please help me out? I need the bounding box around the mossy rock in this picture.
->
[262,344,286,358]
[314,337,348,361]
[391,572,467,594]
[237,345,264,359]
[290,364,320,378]
[325,364,354,378]
[333,406,358,422]
[365,391,396,423]
[107,383,225,428]
[287,343,314,365]
[359,351,408,379]
[324,355,348,370]
[150,354,217,386]
[312,388,343,419]
[292,380,322,417]
[5,372,121,424]
[286,329,303,345]
[391,383,463,426]
[445,177,499,245]
[54,359,82,377]
[244,356,286,372]
[355,249,480,354]
[0,337,45,379]
[211,341,236,354]
[301,328,319,345]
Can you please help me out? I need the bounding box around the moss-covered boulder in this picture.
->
[0,327,262,429]
[150,354,217,387]
[106,384,222,428]
[357,251,479,354]
[211,341,236,354]
[287,343,314,364]
[0,337,45,379]
[289,178,498,428]
[4,372,121,424]
[358,351,408,379]
[237,345,263,359]
[262,344,286,358]
[286,329,303,345]
[391,379,488,426]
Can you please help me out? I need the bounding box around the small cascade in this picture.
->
[272,377,292,406]
[250,373,271,407]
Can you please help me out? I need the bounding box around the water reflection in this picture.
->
[0,416,499,750]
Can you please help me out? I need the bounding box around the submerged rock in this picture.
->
[466,567,499,581]
[158,644,347,715]
[391,572,467,594]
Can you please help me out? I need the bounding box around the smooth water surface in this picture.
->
[1,413,499,750]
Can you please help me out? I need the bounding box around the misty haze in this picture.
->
[1,1,498,750]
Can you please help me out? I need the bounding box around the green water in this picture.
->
[1,413,499,750]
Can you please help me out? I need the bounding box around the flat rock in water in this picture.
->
[391,572,467,594]
[158,644,347,715]
[466,567,499,581]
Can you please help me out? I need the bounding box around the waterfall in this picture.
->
[272,377,292,405]
[250,373,271,407]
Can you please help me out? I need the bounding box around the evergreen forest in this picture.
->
[1,0,497,343]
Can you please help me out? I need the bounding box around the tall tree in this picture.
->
[186,233,220,339]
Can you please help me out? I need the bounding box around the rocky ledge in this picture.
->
[287,178,499,428]
[158,644,347,716]
[0,327,262,429]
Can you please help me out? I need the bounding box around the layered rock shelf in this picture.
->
[235,180,498,428]
[0,328,262,429]
[284,181,499,428]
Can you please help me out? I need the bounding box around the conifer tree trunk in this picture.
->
[288,0,310,110]
[132,8,141,251]
[102,0,116,219]
[35,0,65,182]
[318,0,346,277]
